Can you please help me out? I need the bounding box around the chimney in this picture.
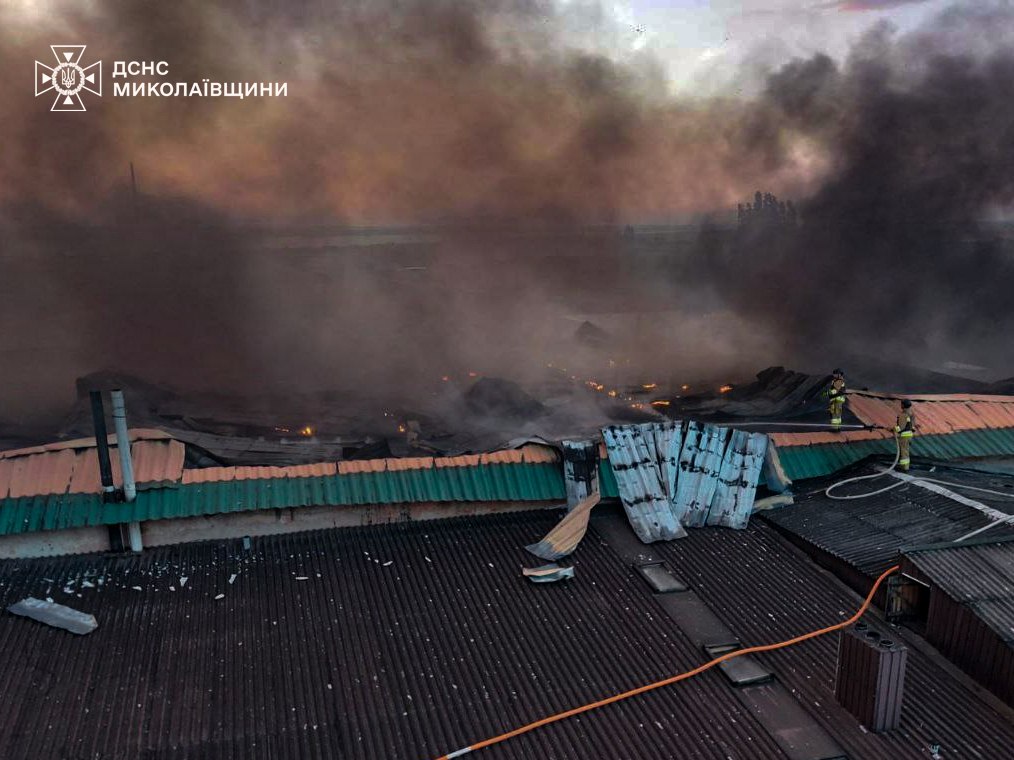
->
[834,622,908,731]
[88,391,116,501]
[110,389,143,552]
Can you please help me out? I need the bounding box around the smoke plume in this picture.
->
[0,1,1012,428]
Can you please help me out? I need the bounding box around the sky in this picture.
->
[610,0,945,92]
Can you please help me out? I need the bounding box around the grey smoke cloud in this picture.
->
[0,0,1011,428]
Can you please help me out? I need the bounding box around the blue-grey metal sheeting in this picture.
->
[602,422,686,542]
[602,422,768,542]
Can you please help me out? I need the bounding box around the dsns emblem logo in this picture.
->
[35,45,102,111]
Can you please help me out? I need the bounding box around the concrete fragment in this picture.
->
[7,597,98,635]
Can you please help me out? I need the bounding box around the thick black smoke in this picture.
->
[687,7,1014,371]
[0,1,1012,429]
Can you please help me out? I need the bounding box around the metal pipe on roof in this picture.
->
[110,389,143,552]
[110,390,136,502]
[88,391,116,500]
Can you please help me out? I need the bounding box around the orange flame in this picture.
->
[719,385,733,393]
[642,383,657,390]
[651,400,671,407]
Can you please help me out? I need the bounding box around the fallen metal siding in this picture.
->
[703,430,768,530]
[603,422,768,541]
[674,422,727,529]
[602,423,686,542]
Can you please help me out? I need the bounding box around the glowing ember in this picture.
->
[299,425,315,437]
[607,389,618,397]
[651,400,671,407]
[681,384,690,391]
[641,383,657,390]
[441,375,450,382]
[398,424,406,433]
[719,385,733,393]
[274,426,290,433]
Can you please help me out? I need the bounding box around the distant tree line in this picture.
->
[738,191,797,228]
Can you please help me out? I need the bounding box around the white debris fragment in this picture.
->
[81,581,95,589]
[214,593,225,600]
[424,556,432,563]
[382,561,393,567]
[228,573,238,585]
[132,586,142,592]
[180,576,188,588]
[295,576,309,581]
[169,586,176,592]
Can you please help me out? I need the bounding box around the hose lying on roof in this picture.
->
[430,565,900,759]
[824,430,905,500]
[825,432,1014,503]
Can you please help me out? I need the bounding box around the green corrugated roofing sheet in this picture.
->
[775,427,1014,481]
[0,462,566,536]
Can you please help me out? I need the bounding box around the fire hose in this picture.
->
[431,565,900,759]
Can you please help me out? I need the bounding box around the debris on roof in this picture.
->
[602,421,767,542]
[7,597,97,635]
[521,563,574,583]
[525,492,600,560]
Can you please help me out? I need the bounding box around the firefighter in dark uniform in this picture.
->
[827,368,847,430]
[895,399,916,471]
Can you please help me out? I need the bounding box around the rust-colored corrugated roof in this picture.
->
[1,435,559,495]
[772,393,1014,447]
[0,429,172,460]
[182,462,338,484]
[0,435,185,499]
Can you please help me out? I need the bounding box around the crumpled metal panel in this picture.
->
[675,422,729,529]
[603,422,768,542]
[602,424,686,543]
[707,430,769,529]
[562,439,599,507]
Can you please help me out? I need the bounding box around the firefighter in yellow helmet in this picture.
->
[895,399,916,471]
[827,368,847,430]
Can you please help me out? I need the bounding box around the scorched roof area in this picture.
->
[0,507,1011,760]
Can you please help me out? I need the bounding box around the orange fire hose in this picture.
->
[433,564,900,759]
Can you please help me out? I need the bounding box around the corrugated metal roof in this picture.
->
[773,428,1014,481]
[646,517,1014,760]
[0,512,790,760]
[0,461,567,536]
[0,437,185,498]
[905,537,1014,644]
[0,428,172,459]
[773,393,1014,448]
[763,465,1014,577]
